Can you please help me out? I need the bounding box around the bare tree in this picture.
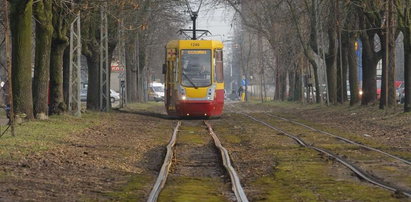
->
[33,0,53,119]
[9,0,34,120]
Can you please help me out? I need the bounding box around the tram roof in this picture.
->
[166,40,224,49]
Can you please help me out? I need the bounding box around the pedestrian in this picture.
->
[238,86,243,97]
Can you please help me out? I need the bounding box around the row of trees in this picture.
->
[220,0,411,112]
[2,0,185,121]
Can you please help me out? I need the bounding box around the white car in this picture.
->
[80,89,120,103]
[110,89,120,103]
[149,82,165,102]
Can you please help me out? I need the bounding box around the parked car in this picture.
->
[80,89,120,103]
[110,89,120,103]
[80,89,87,102]
[376,79,381,99]
[376,80,403,102]
[148,82,164,102]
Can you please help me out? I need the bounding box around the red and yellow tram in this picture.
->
[163,40,224,117]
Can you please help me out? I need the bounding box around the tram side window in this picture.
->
[215,49,224,83]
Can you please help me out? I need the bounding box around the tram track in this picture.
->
[225,104,411,198]
[148,120,248,202]
[240,112,411,197]
[264,112,411,165]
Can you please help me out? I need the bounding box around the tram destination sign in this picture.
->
[186,50,208,55]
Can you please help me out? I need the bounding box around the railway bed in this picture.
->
[148,120,248,202]
[225,104,411,198]
[1,102,410,201]
[264,112,411,165]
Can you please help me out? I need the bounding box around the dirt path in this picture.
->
[0,106,173,201]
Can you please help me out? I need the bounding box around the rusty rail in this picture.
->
[205,121,249,202]
[240,112,411,198]
[265,113,411,165]
[148,120,249,201]
[147,121,181,202]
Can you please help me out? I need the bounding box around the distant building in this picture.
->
[111,60,125,92]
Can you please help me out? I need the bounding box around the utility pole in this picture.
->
[191,11,198,40]
[4,0,15,136]
[118,19,127,108]
[184,0,203,40]
[382,0,391,109]
[257,33,264,103]
[69,12,82,116]
[100,2,110,112]
[337,0,344,104]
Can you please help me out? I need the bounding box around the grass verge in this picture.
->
[0,112,106,160]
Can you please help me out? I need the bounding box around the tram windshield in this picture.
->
[181,50,211,87]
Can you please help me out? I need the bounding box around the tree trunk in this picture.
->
[9,0,34,119]
[347,36,359,105]
[275,67,280,100]
[85,54,100,110]
[380,35,388,108]
[49,40,67,114]
[280,71,287,101]
[384,1,397,107]
[388,33,397,106]
[312,61,321,103]
[137,34,145,103]
[304,48,322,103]
[337,45,343,103]
[63,46,70,107]
[49,1,70,115]
[339,37,349,103]
[403,29,411,112]
[125,34,138,103]
[257,34,264,103]
[379,31,397,109]
[360,32,379,105]
[342,43,348,102]
[289,70,296,101]
[33,0,53,119]
[143,48,149,102]
[325,2,338,105]
[260,74,264,102]
[294,68,302,102]
[107,21,119,108]
[326,51,338,105]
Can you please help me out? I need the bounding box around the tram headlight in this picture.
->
[207,87,215,100]
[179,86,186,100]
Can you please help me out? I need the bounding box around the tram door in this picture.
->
[165,48,177,114]
[215,49,225,112]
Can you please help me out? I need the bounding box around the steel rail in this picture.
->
[204,121,249,202]
[240,112,411,198]
[147,121,181,202]
[265,113,411,165]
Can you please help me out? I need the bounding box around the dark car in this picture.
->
[80,89,87,102]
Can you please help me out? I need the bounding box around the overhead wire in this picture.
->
[184,0,204,16]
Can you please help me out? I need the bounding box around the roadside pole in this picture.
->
[4,0,15,136]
